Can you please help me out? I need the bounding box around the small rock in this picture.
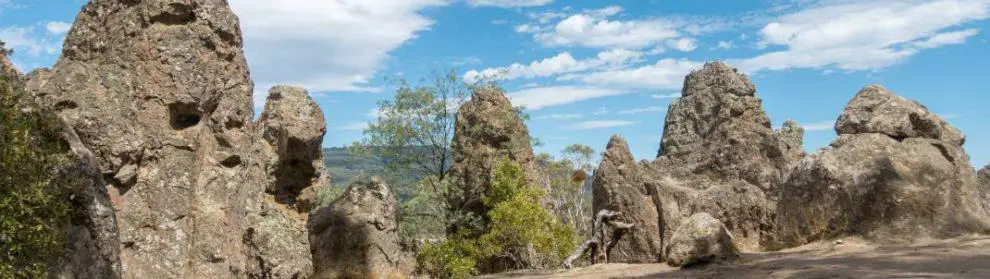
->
[666,213,739,267]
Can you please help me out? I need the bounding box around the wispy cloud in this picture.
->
[534,113,583,120]
[229,0,449,93]
[464,49,644,83]
[566,120,637,130]
[619,106,666,114]
[651,92,681,99]
[736,0,990,73]
[467,0,553,8]
[509,86,627,110]
[802,121,835,132]
[561,58,701,89]
[44,21,71,35]
[520,6,709,50]
[336,122,370,131]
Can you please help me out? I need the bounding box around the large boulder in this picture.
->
[307,177,411,279]
[24,1,317,277]
[775,85,990,248]
[835,85,964,145]
[590,136,663,263]
[665,213,739,267]
[446,87,545,233]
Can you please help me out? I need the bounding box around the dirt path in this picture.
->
[482,235,990,279]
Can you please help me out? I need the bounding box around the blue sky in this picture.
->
[3,0,990,167]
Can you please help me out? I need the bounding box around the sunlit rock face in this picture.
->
[775,85,990,248]
[25,0,320,277]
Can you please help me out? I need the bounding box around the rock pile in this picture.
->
[590,61,990,269]
[591,62,803,264]
[308,177,411,279]
[775,85,990,247]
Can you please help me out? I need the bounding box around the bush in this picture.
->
[415,230,479,279]
[478,160,575,270]
[416,159,575,277]
[0,76,74,277]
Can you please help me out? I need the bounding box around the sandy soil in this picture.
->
[481,235,990,279]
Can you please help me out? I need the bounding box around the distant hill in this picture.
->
[322,147,388,186]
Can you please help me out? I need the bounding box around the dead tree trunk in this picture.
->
[563,210,634,269]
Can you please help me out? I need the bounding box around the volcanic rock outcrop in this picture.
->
[650,62,805,252]
[665,213,739,267]
[3,53,121,278]
[257,85,332,212]
[447,87,545,233]
[775,85,990,247]
[591,62,804,263]
[308,177,411,279]
[24,0,319,277]
[591,136,662,263]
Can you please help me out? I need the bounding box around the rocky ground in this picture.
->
[484,235,990,279]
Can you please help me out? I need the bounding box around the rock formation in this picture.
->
[308,177,411,279]
[447,86,545,233]
[243,85,329,279]
[24,0,319,277]
[590,62,804,262]
[775,85,990,247]
[2,53,121,278]
[650,62,805,252]
[665,213,739,267]
[590,136,662,263]
[257,85,331,212]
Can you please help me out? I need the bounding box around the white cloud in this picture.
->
[528,6,688,49]
[464,49,643,82]
[562,58,701,89]
[0,26,61,57]
[802,121,834,132]
[229,0,447,93]
[913,28,981,48]
[45,21,71,35]
[336,122,370,131]
[534,113,582,120]
[738,0,990,72]
[618,106,666,114]
[566,120,636,130]
[651,92,680,99]
[666,38,697,52]
[468,0,553,8]
[509,86,627,110]
[715,40,734,49]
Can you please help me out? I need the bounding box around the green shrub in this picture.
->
[415,230,479,279]
[0,76,74,277]
[478,160,575,270]
[416,159,575,277]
